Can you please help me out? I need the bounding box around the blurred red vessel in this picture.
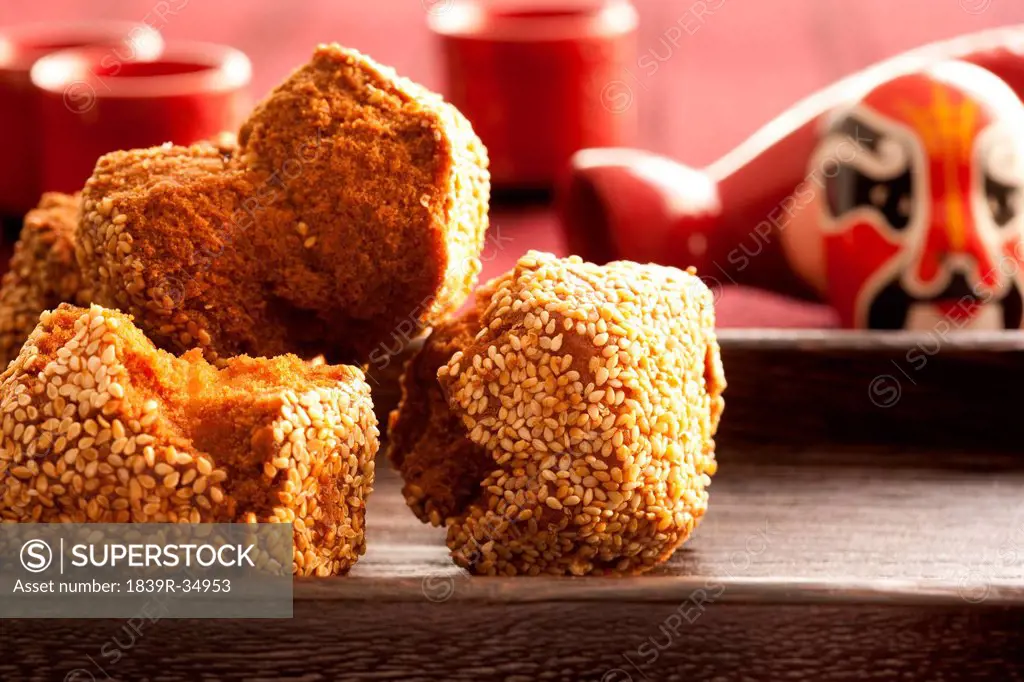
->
[430,0,638,189]
[0,20,163,215]
[31,40,251,197]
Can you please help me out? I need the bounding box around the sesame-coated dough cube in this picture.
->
[390,252,725,576]
[0,193,88,368]
[77,44,489,365]
[0,304,378,576]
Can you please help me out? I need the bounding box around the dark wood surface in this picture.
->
[3,447,1022,681]
[4,603,1023,681]
[717,328,1024,452]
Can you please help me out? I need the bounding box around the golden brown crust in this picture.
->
[0,304,378,576]
[77,44,489,365]
[0,193,88,368]
[391,252,726,576]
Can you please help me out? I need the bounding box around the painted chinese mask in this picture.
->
[811,61,1024,329]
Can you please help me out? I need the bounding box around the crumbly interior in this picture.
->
[390,252,726,576]
[0,193,87,368]
[0,304,378,576]
[77,44,489,365]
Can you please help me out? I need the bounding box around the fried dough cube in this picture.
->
[0,304,378,575]
[390,252,725,576]
[78,44,489,365]
[0,193,88,367]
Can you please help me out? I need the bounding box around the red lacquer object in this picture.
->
[560,25,1024,330]
[430,0,639,189]
[30,41,252,197]
[0,21,163,215]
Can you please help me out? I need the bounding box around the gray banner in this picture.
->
[0,523,292,618]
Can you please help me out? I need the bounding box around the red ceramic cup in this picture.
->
[0,21,162,215]
[429,0,639,189]
[30,41,252,196]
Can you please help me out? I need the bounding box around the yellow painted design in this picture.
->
[897,83,979,253]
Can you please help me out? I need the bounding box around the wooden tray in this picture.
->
[3,330,1023,681]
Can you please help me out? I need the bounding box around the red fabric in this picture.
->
[3,0,1022,327]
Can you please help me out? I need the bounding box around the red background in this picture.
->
[4,0,1024,327]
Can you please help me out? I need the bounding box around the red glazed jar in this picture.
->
[30,41,252,197]
[0,21,162,215]
[30,41,251,196]
[429,0,639,189]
